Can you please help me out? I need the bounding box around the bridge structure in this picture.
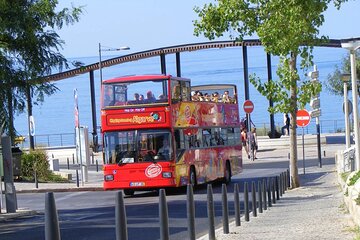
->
[31,38,349,150]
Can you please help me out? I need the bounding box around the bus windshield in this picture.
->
[104,130,172,164]
[102,79,168,108]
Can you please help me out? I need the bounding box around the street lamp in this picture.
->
[341,39,360,170]
[341,73,351,149]
[98,43,130,84]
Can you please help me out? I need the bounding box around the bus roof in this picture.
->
[103,74,190,84]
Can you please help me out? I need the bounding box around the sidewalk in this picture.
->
[210,143,357,240]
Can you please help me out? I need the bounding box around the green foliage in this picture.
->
[194,0,337,114]
[348,171,360,186]
[356,193,360,205]
[341,172,350,182]
[325,51,360,96]
[0,0,83,142]
[21,149,51,180]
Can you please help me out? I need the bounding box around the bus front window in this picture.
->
[104,130,172,164]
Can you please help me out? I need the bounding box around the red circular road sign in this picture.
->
[296,109,311,127]
[243,100,254,114]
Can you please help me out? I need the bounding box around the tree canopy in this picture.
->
[193,0,347,188]
[0,0,82,140]
[325,51,360,96]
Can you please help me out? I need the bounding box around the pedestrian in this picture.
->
[248,128,258,160]
[241,128,250,159]
[282,113,290,135]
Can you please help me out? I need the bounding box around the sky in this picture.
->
[56,0,360,59]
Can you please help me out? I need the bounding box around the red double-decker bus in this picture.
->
[101,74,242,195]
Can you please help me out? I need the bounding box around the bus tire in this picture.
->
[224,161,231,184]
[124,189,135,196]
[189,166,197,188]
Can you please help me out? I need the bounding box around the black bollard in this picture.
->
[159,189,169,240]
[76,170,79,187]
[282,172,286,194]
[234,183,241,226]
[72,153,75,164]
[207,184,216,240]
[323,150,326,157]
[251,181,257,217]
[244,182,250,222]
[258,181,263,213]
[187,185,196,240]
[286,169,290,189]
[52,153,54,159]
[262,178,267,211]
[45,192,60,240]
[92,152,95,165]
[115,191,128,240]
[276,176,280,200]
[96,160,99,172]
[67,158,70,170]
[222,184,229,234]
[267,178,272,207]
[35,171,38,189]
[272,178,276,204]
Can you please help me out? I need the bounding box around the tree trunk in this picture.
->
[289,52,300,188]
[6,87,15,145]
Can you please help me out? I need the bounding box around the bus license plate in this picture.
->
[130,182,145,187]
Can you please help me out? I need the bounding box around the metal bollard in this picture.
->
[35,171,38,189]
[115,191,128,240]
[96,160,99,172]
[244,182,250,222]
[187,185,196,240]
[258,181,263,213]
[159,189,169,240]
[323,150,326,157]
[251,181,257,217]
[287,169,290,189]
[67,158,70,170]
[52,153,54,159]
[262,179,267,210]
[288,152,290,159]
[207,184,216,240]
[279,174,283,197]
[222,184,229,234]
[276,176,280,200]
[45,192,61,240]
[76,170,79,187]
[272,178,276,204]
[92,152,94,165]
[72,153,75,164]
[234,183,241,226]
[267,178,272,207]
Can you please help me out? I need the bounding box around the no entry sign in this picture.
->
[296,109,311,127]
[243,100,254,114]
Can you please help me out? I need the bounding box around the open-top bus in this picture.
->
[101,74,242,195]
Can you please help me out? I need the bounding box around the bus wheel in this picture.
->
[224,161,231,184]
[189,167,197,188]
[124,189,135,196]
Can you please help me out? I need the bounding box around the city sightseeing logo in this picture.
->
[145,163,162,178]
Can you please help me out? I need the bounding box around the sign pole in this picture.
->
[316,117,322,168]
[302,127,305,175]
[74,89,84,186]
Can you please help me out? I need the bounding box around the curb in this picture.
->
[15,187,104,194]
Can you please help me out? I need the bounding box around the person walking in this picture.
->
[282,113,290,136]
[241,128,250,159]
[248,128,258,160]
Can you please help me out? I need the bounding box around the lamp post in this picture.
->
[341,73,351,149]
[341,40,360,170]
[98,43,130,84]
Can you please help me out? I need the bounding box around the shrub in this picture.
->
[348,171,360,186]
[21,149,51,180]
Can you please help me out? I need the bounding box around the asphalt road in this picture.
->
[0,176,278,240]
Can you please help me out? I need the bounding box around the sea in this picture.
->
[13,46,350,142]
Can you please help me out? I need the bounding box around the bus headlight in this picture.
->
[162,172,172,178]
[104,174,114,181]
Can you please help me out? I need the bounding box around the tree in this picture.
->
[193,0,346,188]
[0,0,82,142]
[325,51,360,96]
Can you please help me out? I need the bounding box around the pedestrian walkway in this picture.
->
[210,144,357,240]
